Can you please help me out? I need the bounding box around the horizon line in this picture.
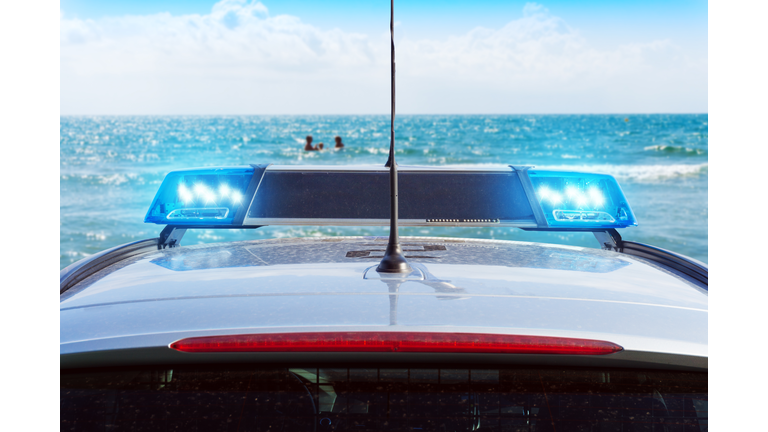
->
[60,112,709,117]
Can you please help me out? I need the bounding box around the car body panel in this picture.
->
[61,237,707,364]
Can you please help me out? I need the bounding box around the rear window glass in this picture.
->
[61,366,707,431]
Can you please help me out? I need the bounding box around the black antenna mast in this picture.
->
[377,0,412,273]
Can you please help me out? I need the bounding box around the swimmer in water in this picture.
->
[304,135,319,151]
[334,136,344,149]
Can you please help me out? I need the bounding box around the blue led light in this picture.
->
[144,167,255,226]
[528,170,637,228]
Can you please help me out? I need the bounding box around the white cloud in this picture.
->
[60,1,706,114]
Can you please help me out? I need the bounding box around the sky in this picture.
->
[60,0,708,115]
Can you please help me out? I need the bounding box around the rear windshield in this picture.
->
[61,366,707,431]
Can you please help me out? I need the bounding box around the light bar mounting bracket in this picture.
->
[158,225,187,249]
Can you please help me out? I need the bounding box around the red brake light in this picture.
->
[170,332,622,355]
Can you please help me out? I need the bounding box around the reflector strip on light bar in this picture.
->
[167,208,229,220]
[169,332,623,355]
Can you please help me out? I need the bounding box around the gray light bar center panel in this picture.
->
[243,167,537,227]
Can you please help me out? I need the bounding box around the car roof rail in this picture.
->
[619,240,708,289]
[592,228,707,289]
[60,238,160,294]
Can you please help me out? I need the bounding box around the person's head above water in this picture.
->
[304,135,315,151]
[334,136,344,148]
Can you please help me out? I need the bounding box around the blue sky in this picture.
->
[60,1,708,114]
[61,0,707,47]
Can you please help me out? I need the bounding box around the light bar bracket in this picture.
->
[158,226,187,249]
[594,228,622,251]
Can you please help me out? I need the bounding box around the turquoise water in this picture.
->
[60,114,708,269]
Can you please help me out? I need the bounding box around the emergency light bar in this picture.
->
[528,170,635,228]
[145,166,256,227]
[144,165,637,230]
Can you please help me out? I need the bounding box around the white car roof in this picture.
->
[61,236,707,367]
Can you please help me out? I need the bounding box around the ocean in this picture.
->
[60,114,708,269]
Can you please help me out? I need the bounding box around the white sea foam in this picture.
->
[533,163,708,182]
[643,144,706,155]
[85,232,107,241]
[196,231,225,241]
[401,163,708,183]
[99,173,140,185]
[60,172,144,185]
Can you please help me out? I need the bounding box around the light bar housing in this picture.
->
[170,332,624,355]
[144,166,257,226]
[528,170,637,228]
[144,165,636,230]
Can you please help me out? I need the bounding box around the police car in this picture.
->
[60,164,707,431]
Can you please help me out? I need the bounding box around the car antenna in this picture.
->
[377,0,412,273]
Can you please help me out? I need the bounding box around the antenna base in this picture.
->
[376,243,412,273]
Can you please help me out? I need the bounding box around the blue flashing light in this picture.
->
[528,170,637,229]
[144,167,254,226]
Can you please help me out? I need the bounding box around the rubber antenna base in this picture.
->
[376,244,412,273]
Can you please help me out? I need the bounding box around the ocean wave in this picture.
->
[394,162,707,182]
[327,161,705,182]
[533,163,708,182]
[99,173,140,185]
[643,145,706,156]
[85,231,107,241]
[60,172,150,186]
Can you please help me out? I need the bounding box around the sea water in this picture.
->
[60,114,708,269]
